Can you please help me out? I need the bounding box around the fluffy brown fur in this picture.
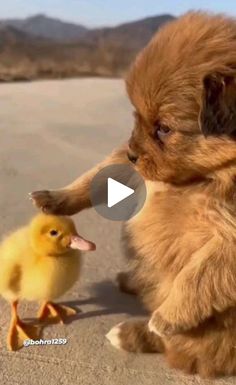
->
[31,12,236,378]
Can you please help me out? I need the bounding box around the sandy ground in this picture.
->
[0,78,235,385]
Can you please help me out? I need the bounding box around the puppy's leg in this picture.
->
[117,225,142,296]
[106,319,165,353]
[149,237,236,336]
[30,144,129,215]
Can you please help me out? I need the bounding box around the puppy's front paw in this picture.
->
[29,190,73,215]
[29,190,55,212]
[148,311,178,337]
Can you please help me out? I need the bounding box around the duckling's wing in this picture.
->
[0,227,28,295]
[0,259,22,296]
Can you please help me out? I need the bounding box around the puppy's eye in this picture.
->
[155,123,171,141]
[49,229,58,237]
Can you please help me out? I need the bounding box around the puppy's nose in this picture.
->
[127,150,138,164]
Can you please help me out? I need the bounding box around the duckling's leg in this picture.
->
[38,301,77,324]
[7,301,41,351]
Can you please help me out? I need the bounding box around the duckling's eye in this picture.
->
[49,230,58,237]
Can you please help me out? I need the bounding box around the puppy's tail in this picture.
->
[106,319,165,353]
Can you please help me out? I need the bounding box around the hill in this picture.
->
[1,14,88,41]
[0,14,175,81]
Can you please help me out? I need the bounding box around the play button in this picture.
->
[90,164,146,221]
[107,178,134,208]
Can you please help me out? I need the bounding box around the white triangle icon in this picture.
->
[107,178,134,208]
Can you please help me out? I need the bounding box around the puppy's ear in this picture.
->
[199,73,236,137]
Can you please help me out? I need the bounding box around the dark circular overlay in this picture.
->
[90,164,147,221]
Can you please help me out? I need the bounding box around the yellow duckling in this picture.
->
[0,213,96,351]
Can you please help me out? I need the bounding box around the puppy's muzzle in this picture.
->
[127,150,139,164]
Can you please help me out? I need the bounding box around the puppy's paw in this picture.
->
[148,311,179,337]
[29,190,55,211]
[106,319,163,353]
[29,190,73,215]
[106,322,124,350]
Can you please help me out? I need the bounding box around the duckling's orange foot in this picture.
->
[7,319,42,351]
[38,302,77,325]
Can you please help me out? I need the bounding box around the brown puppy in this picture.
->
[31,12,236,378]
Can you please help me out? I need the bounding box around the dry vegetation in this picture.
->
[0,15,174,81]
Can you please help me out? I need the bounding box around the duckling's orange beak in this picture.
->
[70,235,96,251]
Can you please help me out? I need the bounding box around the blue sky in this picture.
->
[1,0,236,27]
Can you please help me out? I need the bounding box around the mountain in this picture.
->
[0,14,175,81]
[84,15,175,50]
[1,14,88,41]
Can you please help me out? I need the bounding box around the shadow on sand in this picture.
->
[61,279,147,324]
[23,280,147,336]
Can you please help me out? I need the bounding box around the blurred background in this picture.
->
[0,0,235,82]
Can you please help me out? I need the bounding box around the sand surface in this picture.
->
[0,78,234,385]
